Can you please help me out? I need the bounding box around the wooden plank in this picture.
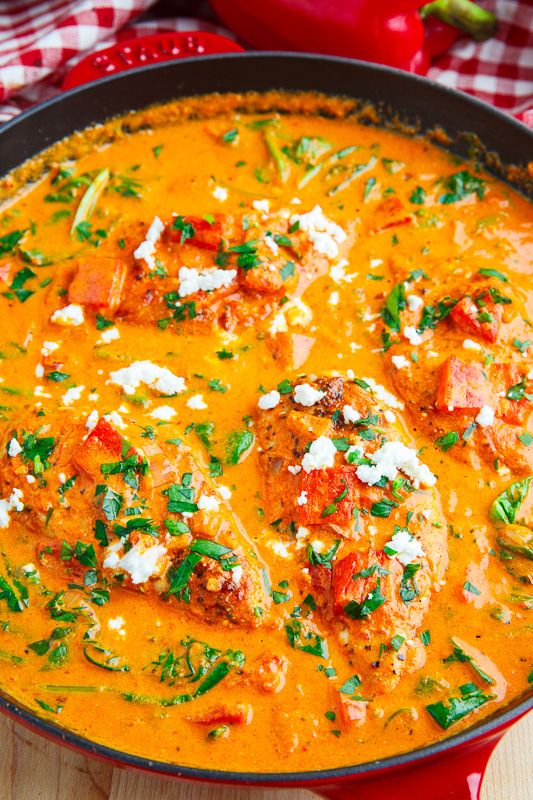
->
[0,710,530,799]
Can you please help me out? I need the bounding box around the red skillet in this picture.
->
[0,31,531,800]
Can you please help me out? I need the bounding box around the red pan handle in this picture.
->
[62,31,243,90]
[312,727,505,800]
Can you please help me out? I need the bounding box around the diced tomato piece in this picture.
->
[192,704,253,725]
[298,466,359,526]
[450,292,503,343]
[491,363,531,426]
[338,694,367,727]
[72,417,130,480]
[332,550,397,616]
[167,214,231,250]
[371,197,413,233]
[68,257,126,313]
[436,356,492,412]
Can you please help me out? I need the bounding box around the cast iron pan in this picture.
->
[0,46,532,800]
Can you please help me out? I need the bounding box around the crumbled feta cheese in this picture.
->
[218,485,232,500]
[86,410,99,431]
[104,410,126,430]
[301,436,337,473]
[252,199,270,215]
[213,185,228,201]
[258,390,281,410]
[62,385,85,406]
[98,327,120,344]
[231,565,243,585]
[403,325,422,346]
[310,539,325,553]
[264,233,279,255]
[370,258,383,268]
[287,464,302,476]
[58,473,66,485]
[103,541,167,584]
[289,205,347,260]
[475,404,495,427]
[35,363,44,378]
[463,339,482,351]
[406,294,423,311]
[361,376,404,409]
[133,216,164,271]
[297,491,308,506]
[391,354,410,370]
[178,266,237,298]
[384,409,396,423]
[187,394,207,410]
[0,488,24,528]
[108,616,126,636]
[342,404,361,424]
[269,297,313,333]
[21,563,38,578]
[328,291,339,306]
[356,441,436,489]
[293,383,325,407]
[26,475,36,484]
[197,495,220,512]
[329,259,354,284]
[110,361,186,396]
[41,341,60,357]
[151,405,176,421]
[7,438,22,457]
[384,528,425,566]
[34,385,51,398]
[269,540,291,558]
[50,304,84,327]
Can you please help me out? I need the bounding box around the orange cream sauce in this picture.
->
[0,93,531,772]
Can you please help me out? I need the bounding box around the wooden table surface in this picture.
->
[0,710,531,800]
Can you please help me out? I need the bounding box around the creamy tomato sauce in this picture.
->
[0,92,531,772]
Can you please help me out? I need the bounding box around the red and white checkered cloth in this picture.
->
[0,0,531,125]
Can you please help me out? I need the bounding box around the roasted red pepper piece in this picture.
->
[298,466,359,526]
[68,257,126,313]
[450,291,503,343]
[436,356,492,412]
[167,214,234,250]
[73,417,132,480]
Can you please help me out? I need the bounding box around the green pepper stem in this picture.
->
[421,0,498,41]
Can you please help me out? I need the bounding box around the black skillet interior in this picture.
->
[0,52,531,783]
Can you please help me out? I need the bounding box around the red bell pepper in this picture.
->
[209,0,497,74]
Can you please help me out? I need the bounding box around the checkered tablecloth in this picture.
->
[0,0,531,125]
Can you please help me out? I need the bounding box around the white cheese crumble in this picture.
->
[35,363,44,378]
[403,325,422,346]
[258,390,281,410]
[329,259,355,284]
[133,216,164,271]
[187,394,207,410]
[391,354,410,370]
[109,361,186,396]
[301,436,337,473]
[178,266,237,298]
[361,376,404,410]
[50,304,84,327]
[103,541,167,585]
[287,464,302,476]
[264,233,279,255]
[356,441,436,489]
[293,383,325,407]
[98,327,120,345]
[268,297,313,334]
[41,341,60,357]
[26,475,36,484]
[269,540,291,558]
[218,485,232,500]
[0,488,24,528]
[328,291,339,306]
[252,199,270,215]
[108,616,126,636]
[62,385,85,406]
[342,404,361,424]
[86,410,99,431]
[151,405,176,421]
[7,438,22,457]
[370,258,383,268]
[475,404,495,427]
[463,339,482,351]
[384,409,396,423]
[213,185,228,201]
[197,495,220,512]
[289,205,347,260]
[384,528,425,566]
[104,410,126,430]
[406,294,423,311]
[297,491,308,506]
